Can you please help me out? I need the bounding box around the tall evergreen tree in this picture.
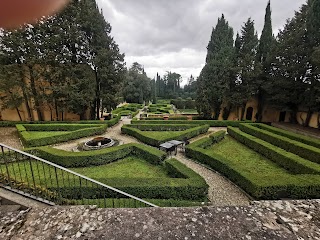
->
[256,1,275,122]
[197,14,234,119]
[266,4,309,124]
[230,18,261,120]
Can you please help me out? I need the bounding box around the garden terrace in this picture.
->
[0,115,121,127]
[185,129,320,200]
[121,124,209,147]
[1,143,208,204]
[16,124,108,147]
[111,103,142,116]
[131,119,252,127]
[239,123,320,164]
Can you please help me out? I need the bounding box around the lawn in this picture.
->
[25,131,69,139]
[179,109,198,114]
[209,136,289,177]
[71,157,169,178]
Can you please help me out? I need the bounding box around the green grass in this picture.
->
[209,136,289,177]
[25,131,70,139]
[71,157,169,179]
[144,131,189,140]
[179,109,198,114]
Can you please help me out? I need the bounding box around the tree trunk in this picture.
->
[304,109,313,127]
[256,89,264,122]
[240,103,246,120]
[55,103,59,121]
[289,110,298,124]
[19,66,33,121]
[95,69,100,120]
[214,104,221,120]
[28,66,43,121]
[222,105,232,120]
[318,112,320,129]
[15,107,22,121]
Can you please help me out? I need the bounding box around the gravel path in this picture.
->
[44,115,251,206]
[0,127,23,150]
[175,153,250,206]
[53,117,141,151]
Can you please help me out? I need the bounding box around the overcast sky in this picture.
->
[96,0,306,85]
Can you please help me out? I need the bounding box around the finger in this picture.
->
[0,0,69,29]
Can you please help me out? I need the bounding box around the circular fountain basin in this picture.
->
[83,137,115,150]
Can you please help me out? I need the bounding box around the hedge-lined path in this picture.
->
[52,117,141,151]
[0,127,23,150]
[175,153,250,206]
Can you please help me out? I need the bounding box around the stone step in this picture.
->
[0,204,21,212]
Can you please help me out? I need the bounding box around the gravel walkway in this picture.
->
[53,117,141,151]
[175,153,250,206]
[45,115,251,206]
[0,127,23,150]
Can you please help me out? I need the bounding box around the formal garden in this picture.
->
[1,100,319,209]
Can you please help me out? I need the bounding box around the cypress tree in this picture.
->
[230,18,261,120]
[256,1,275,122]
[197,14,234,119]
[257,1,273,63]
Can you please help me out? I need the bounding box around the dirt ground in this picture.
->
[0,127,23,150]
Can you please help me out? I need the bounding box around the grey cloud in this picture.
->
[97,0,306,80]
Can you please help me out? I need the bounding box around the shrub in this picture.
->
[131,120,252,127]
[228,127,320,174]
[50,158,208,200]
[128,124,200,131]
[17,124,108,147]
[30,143,165,168]
[254,123,320,149]
[0,116,120,127]
[121,125,209,147]
[239,124,320,164]
[186,128,320,200]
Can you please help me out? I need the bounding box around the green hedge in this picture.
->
[145,116,189,120]
[186,129,320,200]
[253,123,320,149]
[22,124,103,132]
[49,158,208,200]
[128,124,201,131]
[30,143,166,168]
[131,120,252,127]
[0,115,120,127]
[187,131,226,149]
[18,124,108,147]
[121,125,209,147]
[239,124,320,164]
[228,127,320,174]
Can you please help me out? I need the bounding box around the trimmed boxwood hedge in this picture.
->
[18,124,108,147]
[49,158,208,200]
[30,143,166,168]
[131,120,252,127]
[128,124,201,131]
[26,145,208,200]
[186,129,320,200]
[253,123,320,149]
[239,124,320,164]
[0,115,121,127]
[144,116,189,120]
[228,127,320,174]
[121,124,209,147]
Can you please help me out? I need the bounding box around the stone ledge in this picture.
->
[0,199,319,240]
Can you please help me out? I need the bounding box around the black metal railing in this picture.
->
[0,143,157,208]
